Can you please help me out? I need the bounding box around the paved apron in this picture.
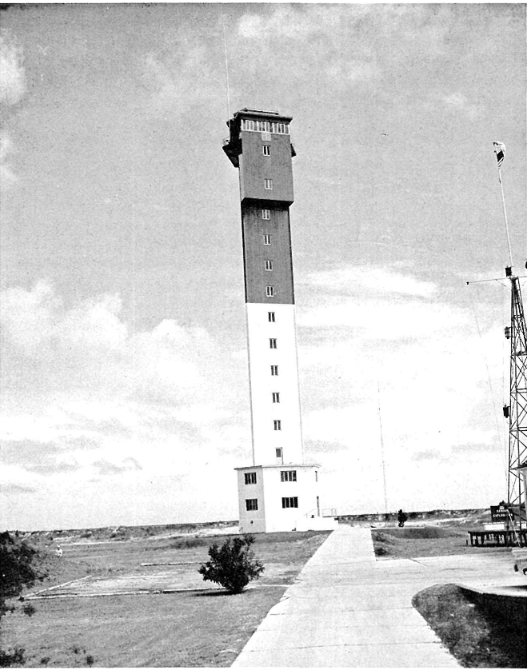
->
[233,525,460,667]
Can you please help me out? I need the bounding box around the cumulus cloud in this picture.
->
[0,30,26,105]
[0,30,26,191]
[441,92,482,120]
[0,281,247,514]
[141,45,220,116]
[0,129,18,191]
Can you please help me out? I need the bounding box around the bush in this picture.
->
[198,534,264,594]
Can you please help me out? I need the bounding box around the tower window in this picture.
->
[268,312,275,322]
[246,499,258,511]
[271,365,278,376]
[269,338,277,349]
[264,179,273,190]
[276,448,283,459]
[281,470,297,482]
[266,286,274,297]
[263,234,271,245]
[263,145,271,156]
[274,420,281,430]
[262,209,271,220]
[245,472,257,485]
[282,497,298,508]
[272,392,280,403]
[265,260,273,271]
[315,471,318,482]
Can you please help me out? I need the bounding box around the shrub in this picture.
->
[198,534,264,594]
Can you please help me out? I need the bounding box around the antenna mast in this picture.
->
[494,141,527,533]
[505,268,527,531]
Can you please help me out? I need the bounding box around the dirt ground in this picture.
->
[1,530,329,667]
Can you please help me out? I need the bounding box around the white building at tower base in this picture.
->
[236,464,337,534]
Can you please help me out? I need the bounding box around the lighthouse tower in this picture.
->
[223,108,336,533]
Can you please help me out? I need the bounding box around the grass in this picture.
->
[1,530,330,667]
[413,584,527,668]
[371,526,511,559]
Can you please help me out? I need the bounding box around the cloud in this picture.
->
[0,30,26,105]
[237,5,344,41]
[0,483,37,495]
[0,129,18,191]
[301,266,437,298]
[0,280,247,526]
[140,46,219,116]
[92,457,142,477]
[441,92,482,120]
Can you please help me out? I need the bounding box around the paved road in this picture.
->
[233,524,523,667]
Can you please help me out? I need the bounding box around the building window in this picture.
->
[315,471,318,482]
[282,497,298,508]
[262,209,271,220]
[264,179,273,190]
[246,499,258,511]
[266,286,274,297]
[276,448,283,459]
[245,472,257,485]
[281,470,297,482]
[269,338,277,349]
[271,365,278,376]
[263,234,271,245]
[263,145,271,156]
[268,312,275,322]
[265,260,273,271]
[274,420,281,430]
[272,392,280,403]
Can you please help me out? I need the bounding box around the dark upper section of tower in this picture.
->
[223,108,296,206]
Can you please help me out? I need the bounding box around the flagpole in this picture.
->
[494,142,514,269]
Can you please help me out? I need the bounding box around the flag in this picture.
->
[493,141,506,168]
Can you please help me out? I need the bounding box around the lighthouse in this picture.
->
[223,108,336,533]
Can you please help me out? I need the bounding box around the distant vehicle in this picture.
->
[512,548,527,575]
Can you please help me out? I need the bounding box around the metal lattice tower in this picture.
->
[506,268,527,528]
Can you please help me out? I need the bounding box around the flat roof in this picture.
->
[232,108,292,123]
[235,463,321,470]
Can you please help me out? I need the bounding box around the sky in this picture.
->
[0,3,526,531]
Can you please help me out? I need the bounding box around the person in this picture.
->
[55,545,63,557]
[397,509,408,527]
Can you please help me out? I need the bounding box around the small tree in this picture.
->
[198,534,264,594]
[0,532,46,667]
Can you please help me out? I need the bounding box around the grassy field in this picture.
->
[413,584,526,668]
[1,530,330,667]
[371,525,512,559]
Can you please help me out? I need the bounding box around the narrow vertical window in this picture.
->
[263,234,271,245]
[268,312,275,323]
[262,209,271,220]
[265,260,273,271]
[276,448,283,459]
[271,365,278,376]
[272,392,280,403]
[266,286,274,297]
[269,338,277,349]
[274,420,281,431]
[264,179,273,190]
[263,145,271,156]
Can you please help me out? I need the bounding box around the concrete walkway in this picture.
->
[233,525,459,667]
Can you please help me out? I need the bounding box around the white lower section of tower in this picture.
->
[245,303,303,466]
